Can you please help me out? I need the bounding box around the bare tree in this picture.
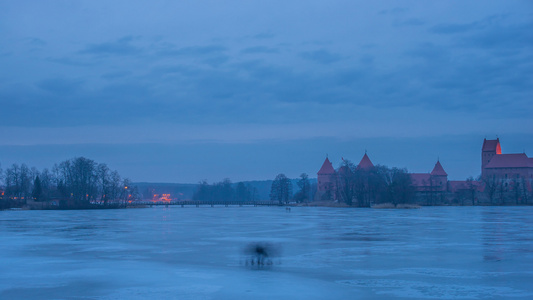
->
[510,179,522,205]
[55,157,99,206]
[5,164,32,201]
[32,176,43,201]
[336,161,356,206]
[466,177,477,205]
[270,174,292,204]
[193,180,211,201]
[109,170,123,203]
[294,173,311,203]
[520,178,530,204]
[376,166,413,207]
[235,182,252,202]
[482,176,499,205]
[496,180,507,205]
[216,178,234,202]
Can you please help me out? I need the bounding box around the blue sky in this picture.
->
[1,1,532,182]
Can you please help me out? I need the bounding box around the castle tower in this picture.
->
[317,157,336,200]
[482,138,501,174]
[357,153,374,170]
[430,160,448,191]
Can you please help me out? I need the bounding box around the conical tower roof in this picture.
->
[357,153,374,169]
[317,157,335,175]
[430,160,447,176]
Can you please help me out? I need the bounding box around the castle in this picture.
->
[316,153,375,201]
[481,138,533,181]
[317,138,533,203]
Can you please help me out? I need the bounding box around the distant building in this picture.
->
[316,153,375,201]
[410,160,448,192]
[316,157,336,201]
[316,137,532,204]
[481,138,533,181]
[481,138,533,193]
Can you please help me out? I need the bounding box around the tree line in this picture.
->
[193,179,258,202]
[0,157,135,209]
[269,173,315,204]
[333,160,414,207]
[192,174,315,204]
[482,175,531,205]
[268,161,414,207]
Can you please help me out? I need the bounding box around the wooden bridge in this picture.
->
[129,200,287,207]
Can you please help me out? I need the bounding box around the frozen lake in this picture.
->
[1,206,532,299]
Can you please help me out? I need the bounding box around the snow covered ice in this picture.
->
[1,206,532,299]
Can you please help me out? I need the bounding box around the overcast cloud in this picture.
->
[0,1,531,182]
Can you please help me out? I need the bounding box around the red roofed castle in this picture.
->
[410,160,448,192]
[317,153,374,201]
[481,138,533,181]
[317,157,336,200]
[316,138,532,204]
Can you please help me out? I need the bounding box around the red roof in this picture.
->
[430,161,448,176]
[484,153,532,169]
[448,180,482,192]
[482,138,501,154]
[317,157,335,175]
[357,153,374,169]
[410,173,431,187]
[448,181,467,191]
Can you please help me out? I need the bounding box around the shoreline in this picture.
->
[3,202,533,211]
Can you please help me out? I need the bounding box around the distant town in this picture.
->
[1,138,531,210]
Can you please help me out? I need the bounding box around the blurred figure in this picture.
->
[244,242,281,268]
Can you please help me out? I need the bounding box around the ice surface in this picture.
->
[1,206,532,299]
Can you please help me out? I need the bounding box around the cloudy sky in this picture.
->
[1,0,532,182]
